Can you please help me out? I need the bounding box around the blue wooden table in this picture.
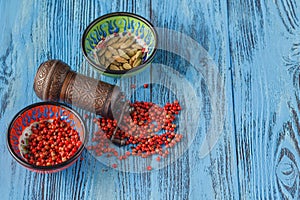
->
[1,0,299,199]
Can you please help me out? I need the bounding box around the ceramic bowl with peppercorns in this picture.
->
[6,102,87,173]
[82,12,158,77]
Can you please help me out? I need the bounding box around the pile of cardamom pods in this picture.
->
[94,35,147,71]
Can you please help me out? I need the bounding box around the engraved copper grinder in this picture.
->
[33,60,124,119]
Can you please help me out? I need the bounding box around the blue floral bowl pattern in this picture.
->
[81,12,158,76]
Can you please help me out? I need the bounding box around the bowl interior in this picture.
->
[82,12,157,72]
[8,103,85,163]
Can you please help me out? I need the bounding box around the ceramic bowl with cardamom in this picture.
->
[81,12,158,77]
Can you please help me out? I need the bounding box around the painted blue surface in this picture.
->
[0,0,299,199]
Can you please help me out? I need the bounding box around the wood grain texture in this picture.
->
[150,0,238,199]
[1,0,299,199]
[228,0,300,199]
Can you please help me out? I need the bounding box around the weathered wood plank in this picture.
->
[228,0,300,199]
[150,0,238,199]
[88,1,154,200]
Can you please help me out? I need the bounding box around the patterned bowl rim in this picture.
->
[6,101,87,171]
[81,12,158,75]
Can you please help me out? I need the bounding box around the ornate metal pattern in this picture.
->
[34,60,118,118]
[63,73,113,117]
[33,60,70,101]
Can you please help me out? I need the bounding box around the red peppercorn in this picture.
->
[146,166,152,171]
[143,84,149,88]
[87,100,182,165]
[112,163,118,168]
[23,118,81,167]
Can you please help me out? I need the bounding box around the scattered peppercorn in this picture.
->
[87,100,182,164]
[143,83,149,88]
[112,163,118,168]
